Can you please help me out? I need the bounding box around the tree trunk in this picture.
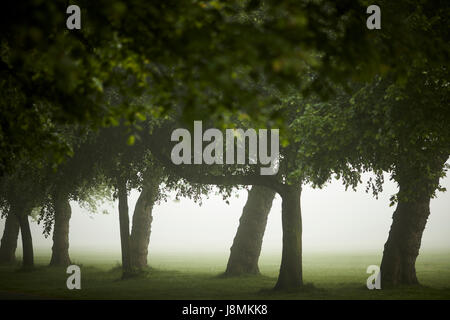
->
[380,197,429,287]
[130,179,160,269]
[0,213,20,264]
[225,186,276,276]
[50,193,72,267]
[274,185,303,290]
[16,209,34,268]
[117,178,134,278]
[380,158,447,288]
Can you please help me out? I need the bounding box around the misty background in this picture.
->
[1,171,449,260]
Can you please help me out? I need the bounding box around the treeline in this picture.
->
[0,0,449,291]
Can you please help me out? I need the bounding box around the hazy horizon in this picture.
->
[1,170,449,259]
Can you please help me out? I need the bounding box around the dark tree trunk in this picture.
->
[0,213,20,264]
[50,193,72,267]
[380,197,429,287]
[274,185,303,290]
[380,158,447,288]
[225,186,276,276]
[117,178,134,278]
[130,179,159,269]
[16,209,34,268]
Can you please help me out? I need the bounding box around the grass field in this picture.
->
[1,250,450,300]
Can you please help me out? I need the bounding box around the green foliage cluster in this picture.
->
[2,0,448,176]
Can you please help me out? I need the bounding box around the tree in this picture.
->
[0,162,51,269]
[86,125,149,278]
[350,68,450,287]
[130,170,163,269]
[31,127,114,267]
[49,192,72,266]
[86,121,176,277]
[293,66,449,287]
[225,186,276,276]
[0,213,20,264]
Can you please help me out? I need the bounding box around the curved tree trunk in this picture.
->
[50,193,72,267]
[225,186,276,276]
[274,185,303,290]
[0,213,20,264]
[16,209,34,268]
[117,178,134,278]
[380,157,447,288]
[130,179,160,269]
[380,194,430,287]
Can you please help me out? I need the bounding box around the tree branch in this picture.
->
[146,126,286,194]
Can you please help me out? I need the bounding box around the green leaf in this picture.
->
[127,135,135,146]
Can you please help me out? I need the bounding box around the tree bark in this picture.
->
[0,213,20,264]
[274,185,303,290]
[381,157,447,288]
[49,193,72,267]
[225,186,276,276]
[117,178,134,278]
[16,209,34,268]
[380,196,429,287]
[130,179,160,269]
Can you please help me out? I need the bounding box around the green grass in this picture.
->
[1,251,450,299]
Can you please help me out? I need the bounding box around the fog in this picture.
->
[1,172,449,258]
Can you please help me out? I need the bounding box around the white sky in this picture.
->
[1,170,449,257]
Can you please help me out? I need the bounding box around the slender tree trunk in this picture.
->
[0,213,20,264]
[16,209,34,268]
[117,178,133,278]
[130,179,160,269]
[274,185,303,290]
[50,193,72,267]
[225,186,276,276]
